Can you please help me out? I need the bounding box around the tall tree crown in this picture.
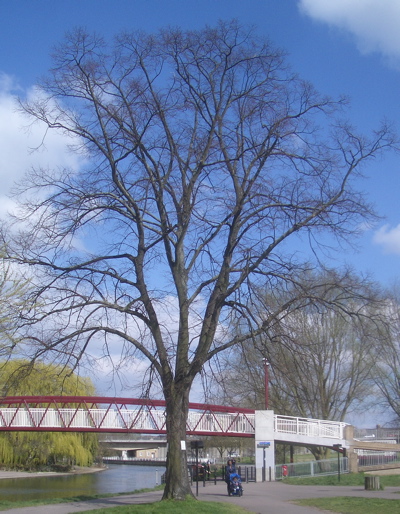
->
[4,20,395,394]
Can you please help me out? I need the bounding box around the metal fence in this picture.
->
[275,457,348,480]
[354,427,400,442]
[213,465,256,482]
[357,450,400,468]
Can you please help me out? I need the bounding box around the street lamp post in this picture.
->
[263,358,270,410]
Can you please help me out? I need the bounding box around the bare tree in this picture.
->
[373,285,400,423]
[213,271,383,459]
[1,21,396,498]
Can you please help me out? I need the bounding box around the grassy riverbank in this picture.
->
[0,486,164,511]
[81,500,248,514]
[0,489,248,514]
[283,471,400,487]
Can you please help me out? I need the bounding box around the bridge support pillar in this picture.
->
[344,425,358,473]
[255,410,275,482]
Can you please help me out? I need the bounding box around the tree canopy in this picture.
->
[1,21,397,498]
[0,261,29,359]
[0,360,97,470]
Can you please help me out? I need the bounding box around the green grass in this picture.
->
[83,499,249,514]
[294,497,400,513]
[285,473,400,513]
[0,486,165,511]
[283,472,400,487]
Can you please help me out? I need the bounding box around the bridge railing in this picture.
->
[0,407,256,435]
[186,411,255,434]
[275,415,347,440]
[0,407,168,431]
[0,397,256,436]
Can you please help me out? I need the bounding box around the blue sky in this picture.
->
[1,1,399,425]
[1,0,400,288]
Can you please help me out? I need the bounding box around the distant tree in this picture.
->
[2,21,396,498]
[203,435,247,461]
[212,271,381,459]
[372,285,400,423]
[0,360,98,470]
[269,306,377,423]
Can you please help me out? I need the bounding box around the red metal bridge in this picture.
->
[0,396,347,446]
[0,396,256,437]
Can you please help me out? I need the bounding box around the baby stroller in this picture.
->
[228,472,243,496]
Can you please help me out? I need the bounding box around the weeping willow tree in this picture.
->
[0,360,98,470]
[0,432,96,470]
[0,261,29,359]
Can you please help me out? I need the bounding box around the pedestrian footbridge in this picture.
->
[0,396,346,446]
[1,396,399,480]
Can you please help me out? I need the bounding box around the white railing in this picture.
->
[275,415,347,440]
[103,456,166,462]
[0,407,255,434]
[0,407,167,431]
[186,411,255,434]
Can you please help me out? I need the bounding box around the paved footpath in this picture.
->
[2,479,400,514]
[195,480,400,513]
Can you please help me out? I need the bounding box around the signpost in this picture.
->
[257,442,271,481]
[191,440,204,496]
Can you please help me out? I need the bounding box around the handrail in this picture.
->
[0,396,255,414]
[275,414,347,440]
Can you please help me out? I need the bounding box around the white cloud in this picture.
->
[373,224,400,254]
[0,73,82,218]
[299,0,400,66]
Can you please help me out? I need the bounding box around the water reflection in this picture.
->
[0,464,165,502]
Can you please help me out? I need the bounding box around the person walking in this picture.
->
[225,459,236,494]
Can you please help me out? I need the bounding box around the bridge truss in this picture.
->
[0,396,256,437]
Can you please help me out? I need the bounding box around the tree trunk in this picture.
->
[162,388,193,500]
[311,446,330,461]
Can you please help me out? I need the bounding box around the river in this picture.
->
[0,464,166,502]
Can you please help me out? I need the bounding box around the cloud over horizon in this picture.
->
[373,224,400,255]
[299,0,400,67]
